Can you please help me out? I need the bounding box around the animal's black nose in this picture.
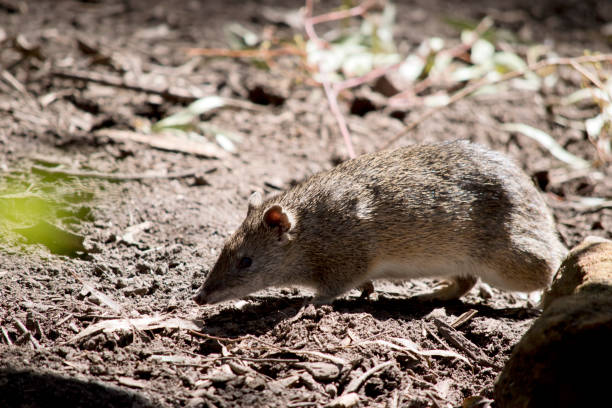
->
[193,291,207,305]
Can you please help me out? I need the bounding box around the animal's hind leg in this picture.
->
[416,275,478,301]
[358,281,374,299]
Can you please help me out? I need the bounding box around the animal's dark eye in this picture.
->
[238,257,252,269]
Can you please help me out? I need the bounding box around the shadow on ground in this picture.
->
[197,294,539,338]
[0,367,162,408]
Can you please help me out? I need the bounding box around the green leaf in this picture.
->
[152,110,197,131]
[342,52,374,77]
[430,53,452,76]
[585,114,605,138]
[153,96,225,132]
[224,23,259,49]
[562,87,599,105]
[510,72,541,91]
[424,93,450,107]
[493,51,527,72]
[470,39,495,65]
[501,123,590,169]
[461,29,477,45]
[451,64,488,82]
[188,96,225,114]
[215,134,237,153]
[398,54,425,82]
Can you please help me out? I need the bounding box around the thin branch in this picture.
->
[308,0,378,25]
[96,129,228,159]
[187,330,249,343]
[304,0,375,158]
[383,53,612,148]
[303,0,324,45]
[388,390,400,408]
[568,59,606,90]
[2,69,42,109]
[443,16,494,59]
[175,356,301,365]
[186,46,304,59]
[335,61,402,92]
[323,80,356,158]
[30,164,213,181]
[343,360,394,394]
[52,69,199,103]
[450,309,478,329]
[13,317,40,349]
[1,326,12,345]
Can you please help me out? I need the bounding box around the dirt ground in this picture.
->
[1,0,611,407]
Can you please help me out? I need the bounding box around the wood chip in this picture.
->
[96,129,228,159]
[343,361,393,394]
[121,221,152,245]
[13,317,28,334]
[269,374,300,393]
[451,309,478,329]
[325,392,360,408]
[150,355,199,364]
[1,326,12,345]
[352,338,470,365]
[207,364,236,384]
[388,390,400,408]
[70,316,203,343]
[433,318,497,368]
[294,362,340,382]
[117,376,147,389]
[286,349,348,367]
[82,282,122,313]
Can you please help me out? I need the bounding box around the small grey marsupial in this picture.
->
[194,140,567,305]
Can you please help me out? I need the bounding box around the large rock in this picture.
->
[542,236,612,309]
[494,238,612,408]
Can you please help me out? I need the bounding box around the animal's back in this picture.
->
[279,140,566,295]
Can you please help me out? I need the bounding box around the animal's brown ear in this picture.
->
[263,205,291,233]
[247,192,263,214]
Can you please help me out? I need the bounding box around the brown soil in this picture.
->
[1,1,610,407]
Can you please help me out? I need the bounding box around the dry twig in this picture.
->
[31,164,213,181]
[335,61,402,92]
[70,316,203,343]
[13,317,40,349]
[187,330,249,343]
[52,69,197,103]
[1,326,13,345]
[568,59,606,90]
[55,314,74,327]
[343,360,393,394]
[388,390,400,408]
[156,355,301,365]
[303,0,381,158]
[451,309,478,329]
[322,80,356,158]
[96,129,228,159]
[433,319,497,368]
[307,0,378,26]
[186,46,304,59]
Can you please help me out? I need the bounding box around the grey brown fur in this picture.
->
[194,140,567,305]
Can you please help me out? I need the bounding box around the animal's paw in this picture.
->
[358,281,375,299]
[415,275,478,302]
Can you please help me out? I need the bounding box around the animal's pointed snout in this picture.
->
[193,290,208,305]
